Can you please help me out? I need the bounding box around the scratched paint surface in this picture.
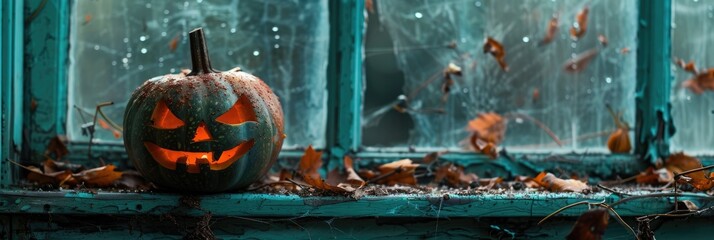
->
[363,0,637,152]
[67,0,329,148]
[670,0,714,154]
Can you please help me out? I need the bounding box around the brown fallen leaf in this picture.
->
[169,35,180,52]
[483,37,509,72]
[441,63,461,102]
[533,172,589,193]
[422,151,446,164]
[297,146,358,193]
[563,48,599,73]
[115,170,153,190]
[674,58,698,75]
[371,159,419,186]
[635,167,673,185]
[434,163,478,188]
[567,209,609,240]
[682,68,714,95]
[665,153,714,190]
[74,164,123,187]
[569,6,589,40]
[605,105,631,153]
[467,112,506,145]
[514,175,540,188]
[342,156,366,188]
[45,135,69,160]
[541,15,559,45]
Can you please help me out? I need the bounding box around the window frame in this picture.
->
[9,0,686,181]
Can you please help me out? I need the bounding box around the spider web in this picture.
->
[369,0,637,152]
[68,0,329,148]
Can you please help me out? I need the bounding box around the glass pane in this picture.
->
[670,0,714,154]
[362,0,637,152]
[68,0,329,148]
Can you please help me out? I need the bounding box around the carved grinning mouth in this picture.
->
[144,140,255,173]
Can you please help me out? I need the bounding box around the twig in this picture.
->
[285,178,310,189]
[674,165,714,179]
[504,112,563,146]
[366,166,404,184]
[25,0,49,25]
[596,184,631,198]
[610,192,714,208]
[88,102,114,161]
[538,200,604,225]
[636,206,714,221]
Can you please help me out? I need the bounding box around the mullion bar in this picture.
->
[326,0,364,169]
[635,0,674,165]
[1,0,24,185]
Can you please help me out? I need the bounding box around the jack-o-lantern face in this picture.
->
[123,28,284,192]
[143,96,257,173]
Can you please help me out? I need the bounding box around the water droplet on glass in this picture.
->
[475,1,482,7]
[253,50,260,56]
[274,44,280,49]
[522,37,530,43]
[126,53,132,58]
[146,3,151,8]
[414,12,423,18]
[462,88,469,93]
[220,23,226,28]
[170,68,176,73]
[515,118,524,124]
[571,42,577,48]
[141,48,147,54]
[163,18,169,23]
[164,10,170,15]
[274,35,280,40]
[184,1,189,7]
[159,57,164,62]
[111,61,117,66]
[139,36,146,41]
[272,26,279,32]
[605,77,612,83]
[197,0,203,3]
[228,51,233,56]
[122,58,129,64]
[161,32,167,37]
[138,65,144,70]
[694,0,699,2]
[123,38,129,43]
[230,28,236,33]
[94,45,100,50]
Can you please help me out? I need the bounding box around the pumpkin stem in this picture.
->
[187,28,218,75]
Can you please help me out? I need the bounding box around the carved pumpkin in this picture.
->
[124,28,284,192]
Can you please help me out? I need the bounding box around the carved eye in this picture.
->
[151,100,185,129]
[216,95,257,125]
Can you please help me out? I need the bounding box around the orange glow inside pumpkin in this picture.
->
[144,139,255,173]
[151,100,185,129]
[192,121,212,142]
[216,95,258,125]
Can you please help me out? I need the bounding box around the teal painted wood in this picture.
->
[23,0,70,162]
[1,0,24,186]
[1,190,711,218]
[635,0,673,165]
[326,0,364,170]
[10,213,714,239]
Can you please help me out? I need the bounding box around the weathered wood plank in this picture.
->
[1,190,711,218]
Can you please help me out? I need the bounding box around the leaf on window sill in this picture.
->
[533,172,589,193]
[297,146,363,193]
[665,152,714,191]
[434,163,478,188]
[635,167,673,185]
[360,159,419,186]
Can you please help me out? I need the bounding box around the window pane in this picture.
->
[68,0,329,148]
[363,0,637,152]
[670,0,714,154]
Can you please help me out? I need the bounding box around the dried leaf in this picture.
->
[374,159,419,186]
[682,68,714,95]
[605,105,631,153]
[434,163,478,188]
[569,6,589,40]
[478,177,502,190]
[169,35,180,52]
[674,58,698,75]
[563,48,598,73]
[541,15,559,45]
[45,135,69,160]
[567,209,609,240]
[515,175,540,188]
[483,37,509,71]
[422,151,445,164]
[676,200,699,211]
[665,153,714,190]
[467,112,506,145]
[635,167,673,185]
[74,164,123,187]
[115,170,153,190]
[343,156,366,188]
[298,145,322,180]
[533,172,589,193]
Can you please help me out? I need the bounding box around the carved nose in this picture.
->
[192,121,212,142]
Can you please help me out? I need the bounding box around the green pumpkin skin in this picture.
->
[124,70,284,193]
